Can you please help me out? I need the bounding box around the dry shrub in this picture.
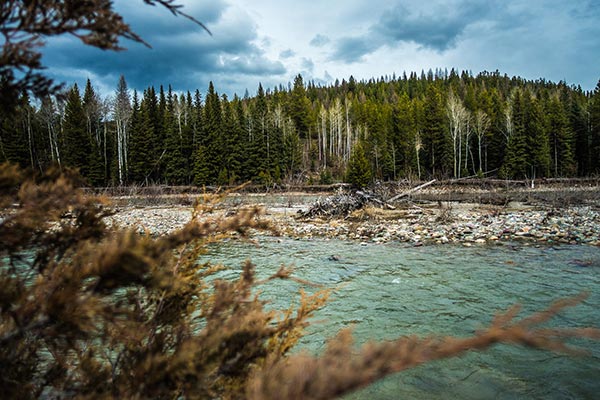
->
[1,162,599,399]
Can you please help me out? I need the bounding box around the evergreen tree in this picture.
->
[421,85,451,177]
[288,74,312,139]
[82,79,105,185]
[547,94,575,176]
[221,95,243,184]
[62,84,93,179]
[193,144,211,185]
[346,142,372,187]
[163,92,187,184]
[390,93,415,178]
[570,94,591,175]
[204,82,224,182]
[525,92,550,178]
[128,90,156,184]
[0,93,30,168]
[590,80,600,173]
[501,90,528,178]
[248,83,269,181]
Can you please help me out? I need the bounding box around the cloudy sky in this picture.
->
[42,0,599,98]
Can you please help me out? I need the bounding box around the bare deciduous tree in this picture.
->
[446,90,470,178]
[473,109,490,174]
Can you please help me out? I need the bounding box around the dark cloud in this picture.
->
[40,0,285,97]
[330,36,373,63]
[330,1,494,62]
[279,49,296,59]
[374,2,491,51]
[309,34,330,47]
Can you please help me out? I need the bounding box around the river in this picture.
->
[205,238,600,399]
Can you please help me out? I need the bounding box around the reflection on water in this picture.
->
[205,238,600,399]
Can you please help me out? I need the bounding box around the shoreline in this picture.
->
[107,196,600,247]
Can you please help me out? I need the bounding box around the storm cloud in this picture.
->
[38,0,600,98]
[41,0,286,96]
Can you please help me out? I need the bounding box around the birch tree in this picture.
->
[38,96,61,165]
[446,90,469,178]
[114,75,131,185]
[473,109,490,174]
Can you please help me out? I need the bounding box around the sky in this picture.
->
[41,0,600,98]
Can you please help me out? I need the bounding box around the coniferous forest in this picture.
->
[2,70,600,187]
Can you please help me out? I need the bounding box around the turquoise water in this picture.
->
[205,238,600,399]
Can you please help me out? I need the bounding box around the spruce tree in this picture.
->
[163,92,187,185]
[547,94,575,176]
[421,85,450,177]
[346,142,372,188]
[288,74,312,139]
[524,92,550,178]
[202,82,224,183]
[248,84,269,181]
[82,79,105,185]
[128,90,156,184]
[62,84,92,179]
[570,94,591,176]
[590,80,600,173]
[221,95,243,184]
[0,93,29,168]
[501,90,528,178]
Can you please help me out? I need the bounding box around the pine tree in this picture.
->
[501,90,528,178]
[390,93,414,178]
[0,93,30,168]
[525,92,550,178]
[590,80,600,173]
[346,142,372,187]
[62,84,93,179]
[163,92,187,185]
[203,82,224,183]
[570,93,591,175]
[247,83,269,181]
[82,79,105,185]
[421,85,450,177]
[221,95,243,184]
[547,94,575,176]
[289,74,312,139]
[128,90,155,184]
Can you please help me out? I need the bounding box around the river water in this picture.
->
[205,238,600,399]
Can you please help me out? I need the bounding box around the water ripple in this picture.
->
[207,238,600,399]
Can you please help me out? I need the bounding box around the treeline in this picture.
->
[1,70,600,186]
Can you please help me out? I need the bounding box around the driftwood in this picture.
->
[298,179,442,219]
[297,189,393,219]
[388,179,437,203]
[356,191,396,210]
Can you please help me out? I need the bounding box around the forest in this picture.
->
[2,70,600,187]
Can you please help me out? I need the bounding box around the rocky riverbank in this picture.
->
[107,196,600,247]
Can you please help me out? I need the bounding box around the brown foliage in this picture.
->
[1,162,599,399]
[0,163,328,399]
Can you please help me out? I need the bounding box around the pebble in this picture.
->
[107,203,600,247]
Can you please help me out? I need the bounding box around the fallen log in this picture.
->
[388,179,437,203]
[297,189,393,219]
[356,191,396,210]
